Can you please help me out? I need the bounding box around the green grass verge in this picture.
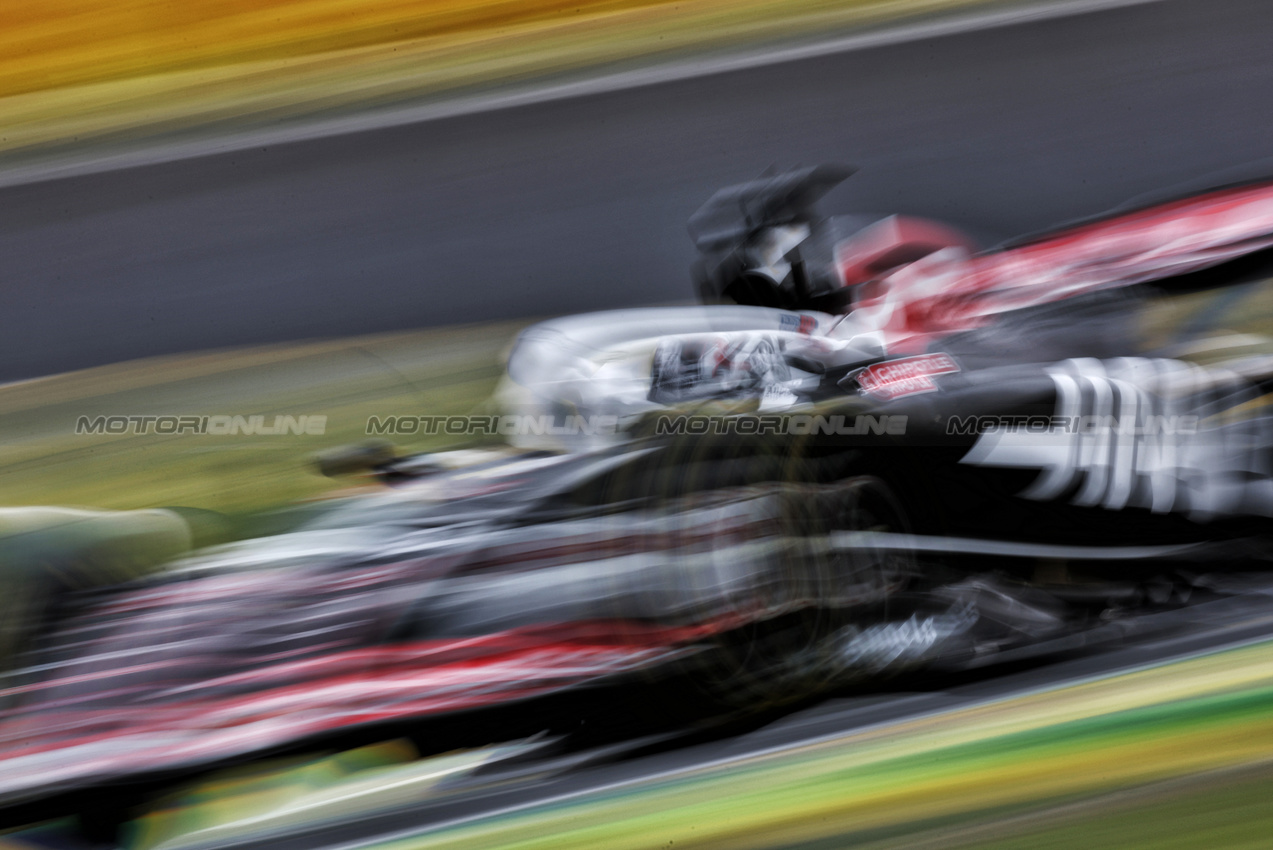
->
[934,762,1273,850]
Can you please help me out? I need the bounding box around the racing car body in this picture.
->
[6,166,1273,823]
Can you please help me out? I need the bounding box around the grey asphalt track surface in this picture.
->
[2,0,1273,381]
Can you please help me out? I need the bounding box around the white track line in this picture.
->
[0,0,1170,190]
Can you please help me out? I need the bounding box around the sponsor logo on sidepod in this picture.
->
[854,353,960,400]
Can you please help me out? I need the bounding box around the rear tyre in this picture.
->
[694,474,916,708]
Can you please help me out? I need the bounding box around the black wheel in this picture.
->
[692,474,917,708]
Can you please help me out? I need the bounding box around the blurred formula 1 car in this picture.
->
[6,165,1273,825]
